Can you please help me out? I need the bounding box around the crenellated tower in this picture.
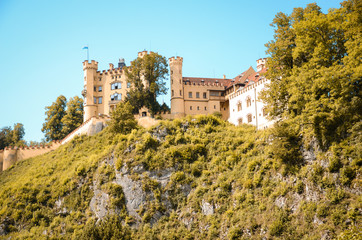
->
[82,60,99,122]
[169,56,185,116]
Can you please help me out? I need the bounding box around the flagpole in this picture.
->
[87,44,89,61]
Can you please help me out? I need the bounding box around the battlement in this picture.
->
[83,60,99,70]
[99,67,123,76]
[169,56,183,64]
[138,50,155,58]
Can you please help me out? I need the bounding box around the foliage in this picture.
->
[61,96,84,136]
[124,52,168,115]
[109,101,137,134]
[42,95,84,141]
[0,123,26,149]
[262,0,362,149]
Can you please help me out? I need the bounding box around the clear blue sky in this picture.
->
[0,0,343,142]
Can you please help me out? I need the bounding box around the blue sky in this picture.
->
[0,0,343,142]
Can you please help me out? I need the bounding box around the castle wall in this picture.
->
[0,150,3,172]
[228,78,274,129]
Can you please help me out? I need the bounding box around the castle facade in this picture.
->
[169,56,273,129]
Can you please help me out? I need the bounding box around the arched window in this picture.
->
[247,114,252,123]
[246,96,251,107]
[237,101,242,111]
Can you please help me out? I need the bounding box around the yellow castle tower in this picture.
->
[169,56,185,116]
[82,60,99,122]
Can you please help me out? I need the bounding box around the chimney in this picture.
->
[109,63,114,69]
[223,74,226,79]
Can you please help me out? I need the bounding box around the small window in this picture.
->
[111,82,122,90]
[247,114,252,123]
[111,93,122,101]
[237,101,242,111]
[98,86,102,92]
[204,107,207,110]
[203,92,207,99]
[196,92,200,98]
[238,118,243,125]
[180,90,182,96]
[172,90,174,97]
[190,106,192,110]
[98,97,102,104]
[197,106,200,110]
[99,78,102,81]
[214,105,216,109]
[94,97,97,104]
[189,92,192,98]
[246,97,251,107]
[94,86,97,92]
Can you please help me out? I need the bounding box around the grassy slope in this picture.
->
[0,115,360,239]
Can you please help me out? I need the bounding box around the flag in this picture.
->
[82,46,88,50]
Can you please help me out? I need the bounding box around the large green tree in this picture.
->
[42,95,67,141]
[109,101,137,134]
[124,52,169,115]
[42,95,84,141]
[61,96,84,136]
[262,0,361,148]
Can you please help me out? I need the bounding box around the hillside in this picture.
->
[0,115,360,239]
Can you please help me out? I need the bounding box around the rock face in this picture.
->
[90,188,110,219]
[115,167,146,220]
[201,200,214,215]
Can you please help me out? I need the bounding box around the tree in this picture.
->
[109,101,137,134]
[0,123,26,149]
[61,96,83,136]
[42,95,84,141]
[42,95,67,141]
[124,52,168,115]
[262,0,362,148]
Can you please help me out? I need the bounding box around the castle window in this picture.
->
[203,92,207,98]
[247,114,252,123]
[238,118,243,125]
[111,82,122,90]
[246,96,251,107]
[94,86,97,92]
[98,97,102,104]
[204,107,207,110]
[171,70,173,75]
[189,92,192,98]
[180,90,182,96]
[127,82,131,88]
[98,86,102,92]
[172,90,174,97]
[190,106,192,110]
[196,92,200,98]
[99,78,102,81]
[197,106,200,110]
[94,97,97,104]
[237,101,242,111]
[214,105,216,109]
[111,93,122,101]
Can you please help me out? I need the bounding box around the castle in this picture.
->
[169,55,273,129]
[0,51,273,171]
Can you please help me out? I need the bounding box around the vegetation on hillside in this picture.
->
[0,114,360,239]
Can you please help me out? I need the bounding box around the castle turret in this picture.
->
[169,56,185,116]
[82,60,99,122]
